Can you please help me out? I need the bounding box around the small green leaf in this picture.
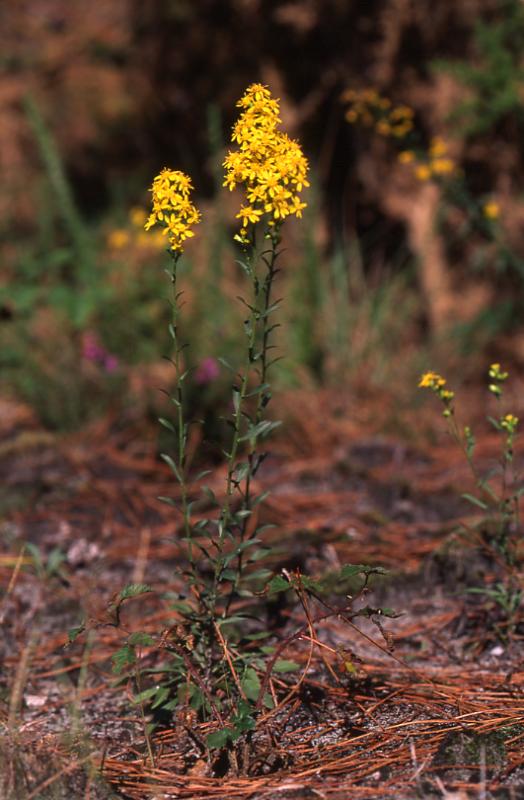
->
[157,495,178,507]
[339,564,388,579]
[47,547,66,576]
[273,659,300,673]
[189,686,207,711]
[68,624,85,643]
[217,614,248,627]
[247,548,271,562]
[128,632,155,647]
[112,644,136,674]
[158,417,175,433]
[217,356,234,373]
[169,600,194,615]
[252,490,271,507]
[241,667,260,701]
[26,542,42,574]
[195,469,212,481]
[233,702,256,732]
[131,686,159,705]
[462,493,488,510]
[266,575,290,595]
[151,687,170,709]
[207,729,232,749]
[160,453,182,482]
[119,584,153,601]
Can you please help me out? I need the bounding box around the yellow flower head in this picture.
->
[107,228,130,250]
[501,413,518,431]
[376,120,392,136]
[129,207,147,228]
[419,371,446,390]
[415,164,431,182]
[431,157,456,176]
[483,201,500,220]
[224,84,309,235]
[145,168,200,252]
[419,371,454,416]
[429,137,447,158]
[489,362,508,381]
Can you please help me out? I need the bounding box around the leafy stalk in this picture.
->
[162,251,194,568]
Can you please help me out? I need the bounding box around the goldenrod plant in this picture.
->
[419,365,522,633]
[342,88,414,139]
[107,84,311,750]
[343,83,524,324]
[94,85,392,762]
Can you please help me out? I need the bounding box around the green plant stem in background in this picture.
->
[24,95,94,297]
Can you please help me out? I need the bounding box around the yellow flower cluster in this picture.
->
[145,169,200,252]
[488,362,509,397]
[108,207,165,252]
[489,363,508,381]
[342,88,414,138]
[419,371,446,389]
[400,137,457,182]
[419,371,455,417]
[223,84,309,238]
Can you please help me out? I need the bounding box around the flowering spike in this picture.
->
[145,169,200,252]
[224,84,309,237]
[419,371,455,417]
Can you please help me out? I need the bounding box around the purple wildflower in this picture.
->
[194,357,220,385]
[81,331,119,372]
[104,355,119,373]
[82,332,106,362]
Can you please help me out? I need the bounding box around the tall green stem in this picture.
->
[234,232,280,586]
[166,251,193,568]
[210,230,280,618]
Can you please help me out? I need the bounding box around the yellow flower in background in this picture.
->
[431,158,455,176]
[419,371,446,389]
[145,168,200,252]
[376,120,392,136]
[342,88,414,139]
[136,229,166,250]
[483,201,500,220]
[501,413,519,433]
[489,363,508,381]
[415,164,431,181]
[108,228,130,250]
[419,371,455,417]
[429,137,447,158]
[224,83,309,237]
[398,150,415,164]
[130,207,147,227]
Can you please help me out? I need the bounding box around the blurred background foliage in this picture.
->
[1,0,524,431]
